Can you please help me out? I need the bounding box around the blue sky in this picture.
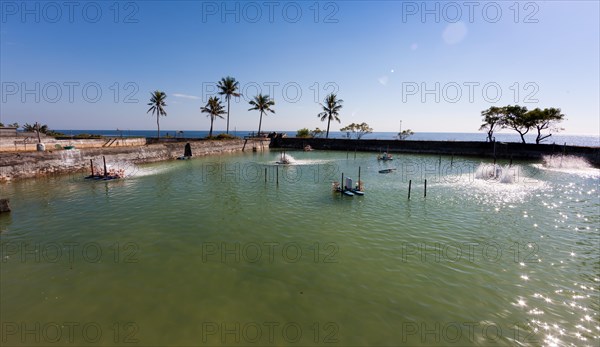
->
[1,1,598,135]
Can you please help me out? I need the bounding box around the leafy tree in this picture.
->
[217,76,241,134]
[0,122,3,127]
[248,94,275,136]
[396,129,414,140]
[340,122,373,139]
[23,122,46,142]
[147,91,168,139]
[317,93,343,138]
[296,128,310,137]
[8,122,19,128]
[200,96,226,138]
[23,122,48,134]
[479,106,504,142]
[310,128,325,138]
[500,105,531,144]
[527,107,565,144]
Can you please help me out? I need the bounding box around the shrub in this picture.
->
[215,133,238,140]
[296,128,311,138]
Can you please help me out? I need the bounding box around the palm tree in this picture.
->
[318,93,343,138]
[147,90,167,139]
[217,76,241,134]
[200,96,226,138]
[248,94,275,136]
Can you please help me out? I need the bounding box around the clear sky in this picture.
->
[1,1,598,134]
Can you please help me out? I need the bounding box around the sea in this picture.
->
[55,130,600,147]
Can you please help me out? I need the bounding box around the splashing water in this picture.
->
[542,155,592,169]
[102,160,139,178]
[536,155,599,178]
[276,153,295,164]
[474,163,516,184]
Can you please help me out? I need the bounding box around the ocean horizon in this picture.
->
[54,129,600,147]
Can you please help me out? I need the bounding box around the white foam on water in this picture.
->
[104,160,139,178]
[281,153,295,163]
[129,165,175,178]
[543,155,591,169]
[439,163,548,204]
[535,155,599,178]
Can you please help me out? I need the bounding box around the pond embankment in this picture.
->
[0,139,259,181]
[270,137,600,167]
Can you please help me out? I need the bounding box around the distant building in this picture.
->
[0,127,18,137]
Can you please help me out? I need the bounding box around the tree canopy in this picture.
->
[527,107,565,144]
[296,128,310,138]
[479,106,503,142]
[340,122,373,139]
[479,105,565,144]
[396,129,414,140]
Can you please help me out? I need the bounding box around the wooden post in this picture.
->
[346,150,349,160]
[450,154,454,168]
[276,165,279,185]
[424,179,427,198]
[90,159,94,176]
[509,155,513,167]
[341,173,344,196]
[103,156,108,178]
[358,166,361,191]
[408,180,412,199]
[265,167,267,183]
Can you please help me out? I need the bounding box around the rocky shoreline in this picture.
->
[0,139,258,182]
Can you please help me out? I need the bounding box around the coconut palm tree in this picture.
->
[217,76,241,134]
[248,94,275,137]
[200,96,226,138]
[318,93,343,138]
[147,91,167,139]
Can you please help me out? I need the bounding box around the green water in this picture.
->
[1,151,598,346]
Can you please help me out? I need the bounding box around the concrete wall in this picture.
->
[271,137,600,167]
[0,137,146,152]
[0,139,246,181]
[0,128,18,137]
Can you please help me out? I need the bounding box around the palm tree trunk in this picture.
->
[257,111,263,136]
[157,114,160,140]
[326,117,331,139]
[209,117,214,138]
[226,97,231,134]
